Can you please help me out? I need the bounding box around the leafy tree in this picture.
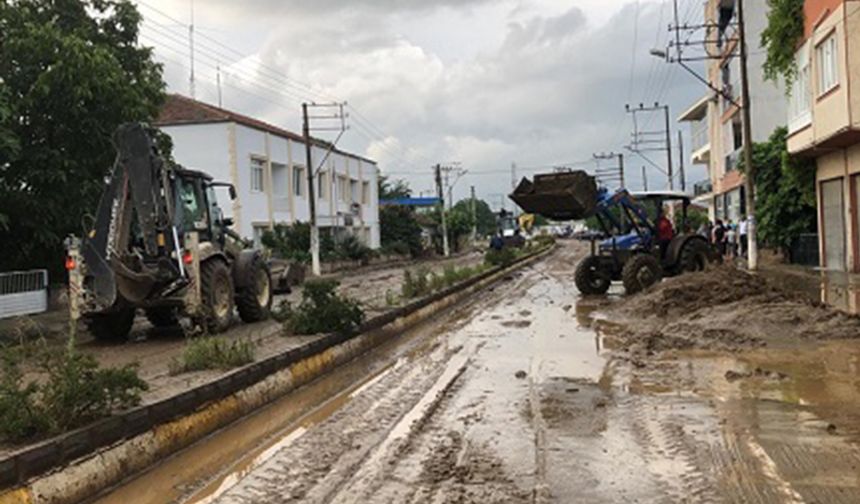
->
[378,176,423,256]
[451,198,496,236]
[740,127,816,258]
[0,0,165,273]
[761,0,805,90]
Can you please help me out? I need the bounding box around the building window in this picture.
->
[338,176,349,202]
[350,180,359,204]
[293,165,305,197]
[250,157,265,193]
[789,43,812,128]
[362,181,370,204]
[271,162,288,198]
[318,172,328,200]
[817,33,838,96]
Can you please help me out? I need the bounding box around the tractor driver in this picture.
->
[656,212,674,259]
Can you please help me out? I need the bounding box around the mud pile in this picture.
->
[607,266,860,355]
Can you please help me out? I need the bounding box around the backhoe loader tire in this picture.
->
[200,259,234,333]
[145,307,179,328]
[574,256,611,295]
[622,254,662,295]
[236,254,272,323]
[678,239,710,273]
[86,308,135,342]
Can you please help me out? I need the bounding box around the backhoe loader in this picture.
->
[66,123,273,340]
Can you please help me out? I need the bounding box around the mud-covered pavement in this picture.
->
[96,242,860,503]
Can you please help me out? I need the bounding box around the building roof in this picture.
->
[156,94,377,165]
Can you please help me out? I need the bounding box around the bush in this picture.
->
[532,234,556,249]
[400,264,486,300]
[262,223,312,264]
[284,280,365,335]
[0,347,148,442]
[335,234,374,262]
[381,241,412,257]
[485,247,517,267]
[170,337,256,374]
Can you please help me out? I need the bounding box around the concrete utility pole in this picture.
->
[664,105,674,191]
[642,166,648,191]
[678,130,686,192]
[738,0,758,270]
[470,185,477,243]
[435,164,450,257]
[302,103,320,276]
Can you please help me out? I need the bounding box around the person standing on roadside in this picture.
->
[712,219,726,257]
[739,215,749,258]
[726,220,737,259]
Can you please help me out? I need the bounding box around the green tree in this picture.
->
[761,0,806,90]
[740,127,816,258]
[378,176,423,256]
[450,198,496,236]
[0,0,165,273]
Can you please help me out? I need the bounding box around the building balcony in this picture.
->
[678,95,711,165]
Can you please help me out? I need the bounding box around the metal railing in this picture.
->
[0,269,49,319]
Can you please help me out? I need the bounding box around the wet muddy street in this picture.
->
[96,243,860,503]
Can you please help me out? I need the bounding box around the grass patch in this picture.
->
[0,344,147,442]
[170,337,256,374]
[282,280,365,336]
[400,263,488,300]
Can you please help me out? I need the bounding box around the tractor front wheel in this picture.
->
[200,259,234,333]
[574,256,611,295]
[622,254,662,295]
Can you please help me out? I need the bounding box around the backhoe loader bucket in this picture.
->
[508,171,599,220]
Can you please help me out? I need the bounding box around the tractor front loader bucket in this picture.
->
[508,171,599,220]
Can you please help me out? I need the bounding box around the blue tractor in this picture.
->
[510,171,716,295]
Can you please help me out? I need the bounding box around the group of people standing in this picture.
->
[697,217,749,259]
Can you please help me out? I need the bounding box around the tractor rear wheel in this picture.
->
[574,256,611,295]
[678,239,710,273]
[236,254,273,323]
[200,259,234,333]
[622,254,662,295]
[145,307,179,328]
[86,307,135,342]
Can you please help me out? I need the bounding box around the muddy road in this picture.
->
[95,242,860,503]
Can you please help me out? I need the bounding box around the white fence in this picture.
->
[0,270,49,319]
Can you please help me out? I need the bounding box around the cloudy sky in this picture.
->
[136,0,706,207]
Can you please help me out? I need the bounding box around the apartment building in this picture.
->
[156,94,380,250]
[785,0,860,272]
[679,0,787,222]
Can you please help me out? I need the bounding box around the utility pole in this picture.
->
[302,103,319,276]
[625,103,673,189]
[664,105,674,190]
[470,185,477,243]
[678,130,686,192]
[435,164,450,257]
[188,0,195,99]
[216,63,222,108]
[303,102,349,276]
[642,166,648,191]
[593,152,625,188]
[738,0,758,270]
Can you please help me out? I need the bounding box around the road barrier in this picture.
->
[0,270,48,319]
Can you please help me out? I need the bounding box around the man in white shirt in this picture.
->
[738,216,748,258]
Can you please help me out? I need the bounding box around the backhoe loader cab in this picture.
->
[67,123,273,341]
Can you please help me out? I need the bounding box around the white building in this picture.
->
[156,94,380,249]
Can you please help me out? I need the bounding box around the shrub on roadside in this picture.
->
[485,247,517,267]
[170,337,255,374]
[532,234,556,249]
[283,280,365,335]
[0,346,147,442]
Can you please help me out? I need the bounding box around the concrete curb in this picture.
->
[0,246,553,504]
